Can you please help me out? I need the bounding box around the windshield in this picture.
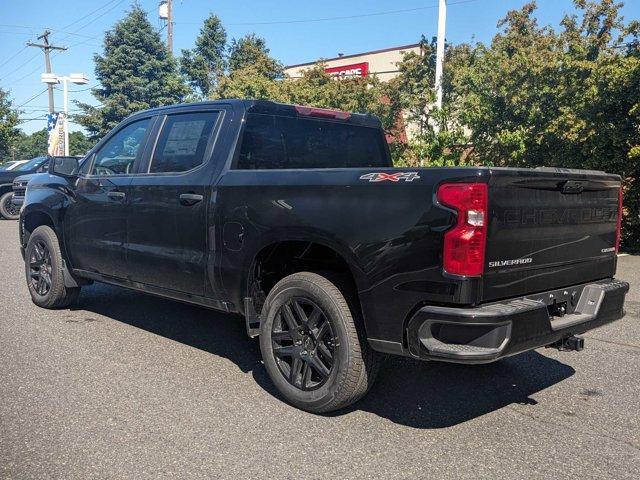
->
[2,162,22,171]
[15,156,47,172]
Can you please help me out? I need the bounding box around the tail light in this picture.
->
[437,182,488,276]
[615,186,623,253]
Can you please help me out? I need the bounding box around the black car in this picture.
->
[0,156,80,220]
[18,100,628,413]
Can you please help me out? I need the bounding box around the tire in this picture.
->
[25,225,80,309]
[0,191,19,220]
[259,272,381,413]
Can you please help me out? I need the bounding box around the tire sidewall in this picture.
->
[260,278,353,411]
[25,227,62,307]
[0,192,19,220]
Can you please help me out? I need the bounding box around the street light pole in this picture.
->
[62,77,69,156]
[435,0,447,110]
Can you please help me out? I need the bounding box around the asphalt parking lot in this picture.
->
[0,220,638,479]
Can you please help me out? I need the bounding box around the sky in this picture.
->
[1,0,638,134]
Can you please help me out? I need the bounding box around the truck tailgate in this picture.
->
[483,168,621,302]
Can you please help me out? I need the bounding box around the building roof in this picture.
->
[284,43,421,69]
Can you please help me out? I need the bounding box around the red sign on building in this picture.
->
[324,62,369,78]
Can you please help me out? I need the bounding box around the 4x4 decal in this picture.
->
[360,172,421,183]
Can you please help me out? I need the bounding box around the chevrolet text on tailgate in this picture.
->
[19,100,629,413]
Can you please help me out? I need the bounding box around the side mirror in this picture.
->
[49,157,80,177]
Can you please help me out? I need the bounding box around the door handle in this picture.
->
[179,193,203,206]
[107,191,126,201]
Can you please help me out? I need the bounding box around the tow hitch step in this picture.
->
[549,335,584,352]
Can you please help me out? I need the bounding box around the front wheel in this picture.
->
[259,272,380,413]
[0,192,19,220]
[25,225,80,308]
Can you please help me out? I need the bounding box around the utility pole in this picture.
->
[434,0,447,110]
[27,30,67,113]
[167,0,174,54]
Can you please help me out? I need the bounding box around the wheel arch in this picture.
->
[21,205,63,254]
[0,183,13,195]
[242,236,372,336]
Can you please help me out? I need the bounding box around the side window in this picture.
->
[237,114,285,169]
[91,118,151,176]
[149,112,218,174]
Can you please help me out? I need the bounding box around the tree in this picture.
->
[14,129,48,159]
[227,34,282,79]
[216,63,392,131]
[180,14,227,98]
[0,88,20,161]
[283,65,393,129]
[215,33,284,100]
[12,129,94,159]
[385,38,474,166]
[454,0,639,249]
[75,5,188,138]
[216,65,286,101]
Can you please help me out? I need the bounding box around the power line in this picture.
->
[55,0,128,53]
[61,0,128,40]
[0,31,37,36]
[0,45,29,69]
[14,88,49,109]
[68,85,97,92]
[0,52,40,79]
[176,0,478,26]
[0,24,95,39]
[4,59,48,86]
[0,0,125,81]
[18,116,48,123]
[59,0,123,31]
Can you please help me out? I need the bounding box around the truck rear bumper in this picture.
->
[405,278,629,364]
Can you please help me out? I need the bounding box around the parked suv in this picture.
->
[18,100,629,413]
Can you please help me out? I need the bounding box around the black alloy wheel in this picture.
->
[29,240,52,296]
[271,297,337,391]
[259,271,381,413]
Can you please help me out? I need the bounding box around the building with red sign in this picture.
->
[283,43,422,82]
[284,43,424,143]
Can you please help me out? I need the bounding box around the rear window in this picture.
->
[236,113,388,169]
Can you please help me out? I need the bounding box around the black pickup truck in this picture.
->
[19,100,628,413]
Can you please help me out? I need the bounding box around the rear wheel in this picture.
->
[0,192,19,220]
[25,225,80,308]
[259,272,380,413]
